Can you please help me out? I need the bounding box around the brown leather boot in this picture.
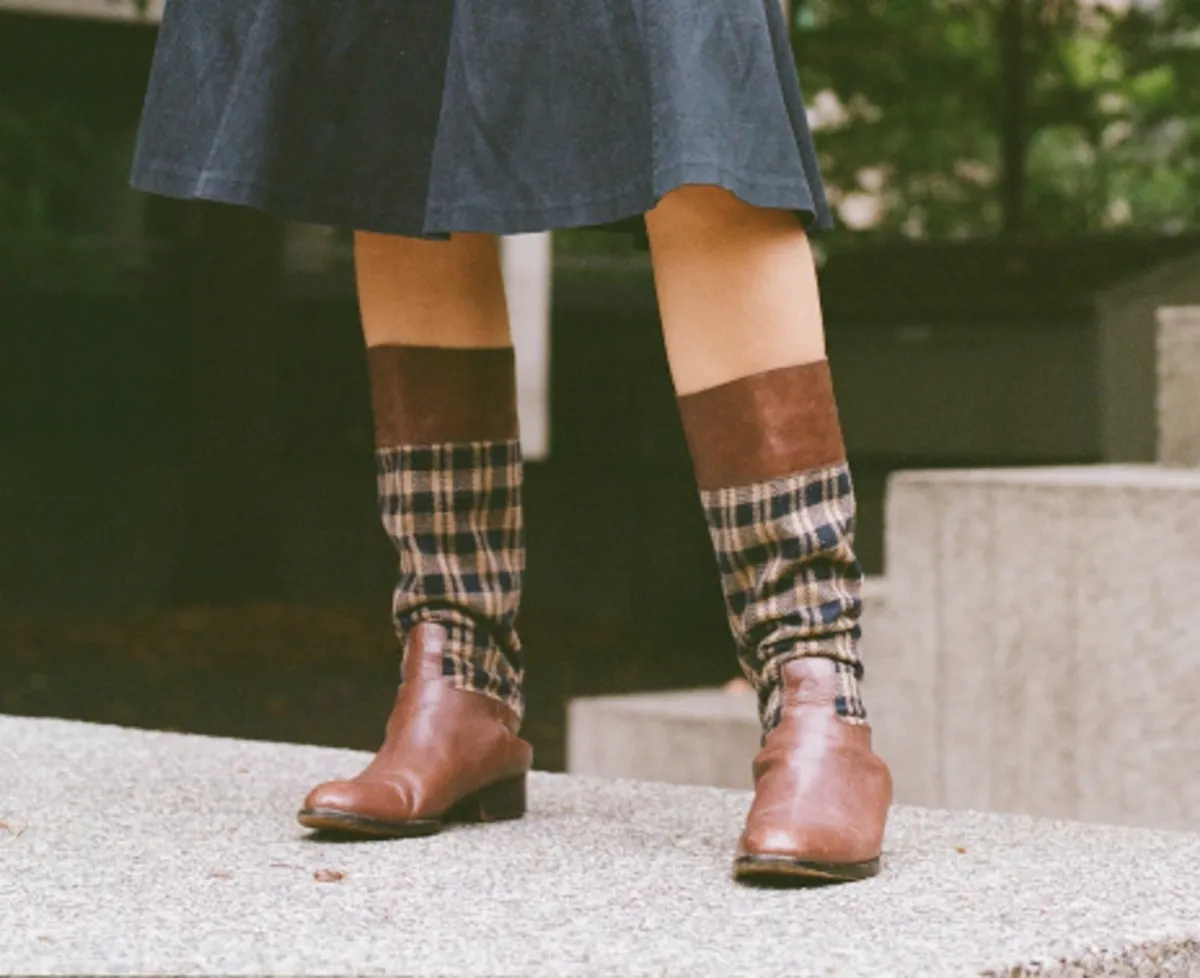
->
[297,622,533,837]
[734,657,892,883]
[678,361,892,883]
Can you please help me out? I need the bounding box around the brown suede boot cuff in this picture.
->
[367,345,519,447]
[678,360,847,491]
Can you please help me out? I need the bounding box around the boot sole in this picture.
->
[733,853,881,884]
[297,773,526,839]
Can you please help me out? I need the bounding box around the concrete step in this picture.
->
[0,0,164,21]
[4,714,1199,978]
[568,686,759,789]
[882,464,1200,831]
[569,464,1200,836]
[1158,307,1200,467]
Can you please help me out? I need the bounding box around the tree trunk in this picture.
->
[168,202,286,606]
[999,0,1030,234]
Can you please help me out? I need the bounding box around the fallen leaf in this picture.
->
[0,820,26,837]
[955,846,968,855]
[269,862,302,870]
[314,869,346,883]
[208,870,233,880]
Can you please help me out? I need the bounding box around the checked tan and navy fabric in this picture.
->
[702,460,868,734]
[678,361,871,739]
[377,440,526,718]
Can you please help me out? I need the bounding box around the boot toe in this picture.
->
[739,824,796,858]
[302,779,361,815]
[299,778,416,825]
[738,822,849,862]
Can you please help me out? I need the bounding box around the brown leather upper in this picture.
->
[367,345,519,447]
[302,623,532,822]
[677,360,847,491]
[737,658,892,866]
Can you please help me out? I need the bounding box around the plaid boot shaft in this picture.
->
[679,360,870,738]
[701,460,867,733]
[368,345,526,720]
[377,440,525,718]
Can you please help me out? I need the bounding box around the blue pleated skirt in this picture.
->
[130,0,834,243]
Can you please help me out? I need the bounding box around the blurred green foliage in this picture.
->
[0,96,118,287]
[794,0,1200,236]
[0,0,153,287]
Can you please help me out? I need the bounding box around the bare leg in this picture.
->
[646,185,826,394]
[354,230,511,349]
[298,230,533,839]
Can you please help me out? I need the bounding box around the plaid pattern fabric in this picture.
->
[377,439,525,717]
[701,460,868,735]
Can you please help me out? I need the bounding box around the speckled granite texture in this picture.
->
[2,714,1198,978]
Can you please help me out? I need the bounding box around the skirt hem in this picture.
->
[131,160,831,240]
[130,164,443,239]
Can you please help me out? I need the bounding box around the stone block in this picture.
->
[883,465,1200,831]
[0,0,164,24]
[3,714,1199,977]
[502,233,553,461]
[1158,306,1200,467]
[567,687,760,789]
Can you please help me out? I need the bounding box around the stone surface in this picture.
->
[1158,307,1200,468]
[0,0,164,21]
[567,687,760,789]
[501,233,553,461]
[3,715,1200,978]
[567,578,892,789]
[883,465,1200,832]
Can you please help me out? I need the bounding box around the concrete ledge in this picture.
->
[0,0,163,22]
[567,687,760,788]
[882,464,1200,831]
[1158,307,1200,467]
[4,714,1200,977]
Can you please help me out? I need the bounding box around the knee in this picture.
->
[650,184,744,230]
[647,184,801,242]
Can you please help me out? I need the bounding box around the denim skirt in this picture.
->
[130,0,834,244]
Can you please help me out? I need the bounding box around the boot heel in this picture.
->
[450,774,527,823]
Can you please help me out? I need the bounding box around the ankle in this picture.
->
[760,653,868,738]
[399,615,525,722]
